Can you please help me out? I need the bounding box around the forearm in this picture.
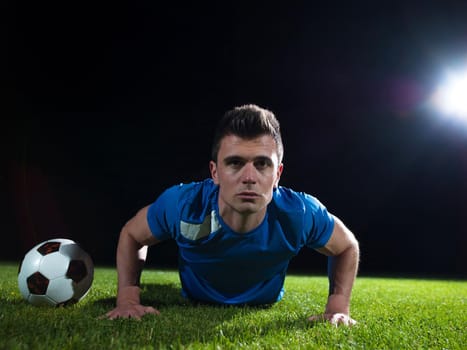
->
[116,229,148,305]
[326,242,359,314]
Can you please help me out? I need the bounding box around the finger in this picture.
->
[330,313,346,326]
[104,311,136,320]
[103,314,118,320]
[144,306,161,315]
[99,311,117,320]
[330,313,357,327]
[308,313,357,327]
[307,315,323,322]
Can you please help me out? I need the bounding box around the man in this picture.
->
[103,104,359,326]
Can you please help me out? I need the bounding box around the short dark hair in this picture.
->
[211,104,284,163]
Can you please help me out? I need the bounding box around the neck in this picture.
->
[218,205,266,234]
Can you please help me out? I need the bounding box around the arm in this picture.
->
[103,206,161,320]
[310,215,360,326]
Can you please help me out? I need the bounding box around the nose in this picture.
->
[241,162,257,184]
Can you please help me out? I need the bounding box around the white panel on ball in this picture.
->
[47,277,74,303]
[39,253,69,280]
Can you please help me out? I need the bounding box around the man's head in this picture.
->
[209,105,284,231]
[211,104,284,164]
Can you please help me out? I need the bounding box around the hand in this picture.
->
[101,303,160,320]
[308,313,357,327]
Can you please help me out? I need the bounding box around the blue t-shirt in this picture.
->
[147,179,334,305]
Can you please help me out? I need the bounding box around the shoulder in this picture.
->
[272,186,325,214]
[159,178,216,200]
[162,179,218,221]
[174,178,217,204]
[147,179,217,232]
[272,186,335,248]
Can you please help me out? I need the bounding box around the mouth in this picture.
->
[237,191,260,199]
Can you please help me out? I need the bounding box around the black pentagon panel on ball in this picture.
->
[37,242,61,256]
[27,272,49,294]
[66,260,87,283]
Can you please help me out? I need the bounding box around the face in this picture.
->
[210,134,283,221]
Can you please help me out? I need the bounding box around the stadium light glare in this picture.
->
[431,66,467,121]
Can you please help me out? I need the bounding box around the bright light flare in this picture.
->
[432,68,467,120]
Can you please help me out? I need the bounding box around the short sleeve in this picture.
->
[302,193,335,249]
[147,185,181,241]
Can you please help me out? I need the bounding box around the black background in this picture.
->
[3,1,467,277]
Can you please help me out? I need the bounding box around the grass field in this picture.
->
[1,262,465,349]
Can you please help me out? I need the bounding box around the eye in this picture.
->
[254,158,272,170]
[226,158,244,169]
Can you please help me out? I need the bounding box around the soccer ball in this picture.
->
[18,238,94,306]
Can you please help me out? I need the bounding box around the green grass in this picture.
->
[1,262,465,349]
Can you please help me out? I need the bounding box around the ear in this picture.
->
[209,160,219,185]
[274,163,284,188]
